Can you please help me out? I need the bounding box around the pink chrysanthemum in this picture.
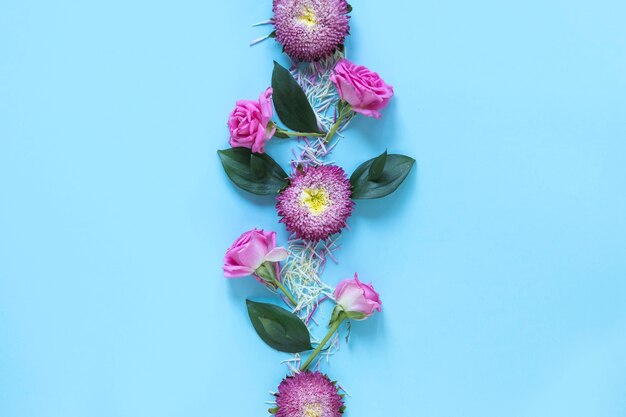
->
[274,372,345,417]
[273,0,351,62]
[276,165,354,241]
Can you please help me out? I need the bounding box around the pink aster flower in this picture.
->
[273,0,351,62]
[273,371,344,417]
[276,165,354,241]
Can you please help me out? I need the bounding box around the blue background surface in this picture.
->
[1,0,626,416]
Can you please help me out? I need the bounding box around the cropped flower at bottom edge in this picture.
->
[273,371,344,417]
[276,165,354,241]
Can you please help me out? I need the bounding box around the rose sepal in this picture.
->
[254,261,298,306]
[254,261,280,289]
[328,305,367,328]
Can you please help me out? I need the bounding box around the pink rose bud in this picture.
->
[223,229,289,279]
[330,59,394,119]
[333,273,382,319]
[227,87,277,153]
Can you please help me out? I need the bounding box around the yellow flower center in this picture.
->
[298,6,317,27]
[300,187,329,215]
[303,403,323,417]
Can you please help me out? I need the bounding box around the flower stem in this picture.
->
[256,262,298,307]
[282,130,326,138]
[274,126,326,138]
[325,104,352,143]
[300,317,344,371]
[273,277,298,307]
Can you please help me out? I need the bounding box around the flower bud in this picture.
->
[332,273,382,321]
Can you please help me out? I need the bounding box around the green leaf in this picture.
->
[218,148,288,195]
[350,153,415,199]
[271,61,323,134]
[246,300,313,353]
[268,30,276,39]
[249,154,266,178]
[367,149,387,181]
[347,4,353,13]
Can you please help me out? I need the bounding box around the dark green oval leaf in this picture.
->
[367,149,387,181]
[350,153,415,199]
[246,299,313,353]
[218,148,288,195]
[250,154,267,178]
[271,61,323,134]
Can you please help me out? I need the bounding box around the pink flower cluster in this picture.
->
[222,229,382,321]
[226,59,393,155]
[221,8,400,414]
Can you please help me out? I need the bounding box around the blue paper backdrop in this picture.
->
[1,1,626,416]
